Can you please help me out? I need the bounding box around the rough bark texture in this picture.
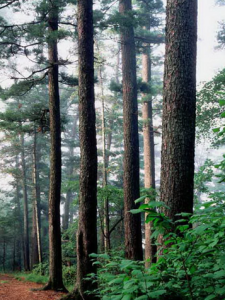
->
[20,132,30,271]
[142,47,156,266]
[64,0,98,299]
[160,0,197,220]
[45,0,66,291]
[119,0,143,261]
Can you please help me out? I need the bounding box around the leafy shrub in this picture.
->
[88,199,225,300]
[32,262,49,276]
[63,265,76,287]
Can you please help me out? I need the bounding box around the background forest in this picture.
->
[0,0,225,300]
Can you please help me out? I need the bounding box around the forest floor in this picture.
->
[0,274,67,300]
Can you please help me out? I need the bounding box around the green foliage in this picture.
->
[194,159,214,200]
[14,273,48,285]
[32,262,49,276]
[62,265,76,287]
[197,68,225,145]
[19,262,76,289]
[89,200,225,300]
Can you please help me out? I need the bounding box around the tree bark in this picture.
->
[45,0,66,291]
[64,0,98,299]
[160,0,197,220]
[142,47,156,266]
[119,0,143,261]
[20,132,30,271]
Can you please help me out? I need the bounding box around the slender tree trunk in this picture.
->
[119,0,143,261]
[20,132,30,271]
[142,46,157,266]
[31,204,39,268]
[2,238,6,272]
[12,233,16,271]
[63,191,72,231]
[31,129,42,268]
[64,0,98,298]
[160,0,197,220]
[63,114,79,231]
[99,66,110,252]
[15,155,23,271]
[44,0,66,291]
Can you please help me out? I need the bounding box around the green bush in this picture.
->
[32,262,49,276]
[63,265,76,287]
[88,198,225,300]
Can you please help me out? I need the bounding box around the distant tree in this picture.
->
[138,0,164,265]
[119,0,143,260]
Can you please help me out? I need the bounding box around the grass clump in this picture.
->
[14,273,48,285]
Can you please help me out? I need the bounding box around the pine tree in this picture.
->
[160,0,197,221]
[119,0,143,261]
[43,0,67,291]
[64,0,98,298]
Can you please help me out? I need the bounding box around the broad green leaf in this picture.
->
[136,296,148,300]
[130,209,143,214]
[212,127,220,132]
[148,290,166,297]
[219,99,225,106]
[214,270,225,279]
[135,195,149,204]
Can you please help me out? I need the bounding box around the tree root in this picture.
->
[60,290,83,300]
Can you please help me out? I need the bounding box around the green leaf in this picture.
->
[130,209,143,214]
[205,295,216,300]
[219,99,225,106]
[214,270,225,279]
[109,277,124,285]
[148,290,166,297]
[135,195,149,204]
[221,111,225,118]
[212,127,220,133]
[189,265,197,274]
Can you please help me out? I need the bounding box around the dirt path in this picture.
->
[0,274,66,300]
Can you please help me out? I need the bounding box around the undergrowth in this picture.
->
[86,196,225,300]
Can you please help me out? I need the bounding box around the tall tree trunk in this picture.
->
[99,66,110,252]
[2,237,6,272]
[119,0,143,261]
[160,0,197,220]
[31,129,42,268]
[65,0,98,298]
[44,0,66,291]
[15,154,23,271]
[142,46,156,266]
[20,132,30,271]
[31,204,39,268]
